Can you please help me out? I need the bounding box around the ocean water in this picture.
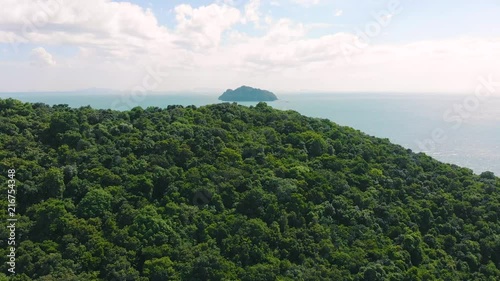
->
[1,92,499,176]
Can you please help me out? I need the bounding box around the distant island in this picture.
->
[218,86,278,101]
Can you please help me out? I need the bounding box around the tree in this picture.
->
[40,167,65,199]
[77,189,113,219]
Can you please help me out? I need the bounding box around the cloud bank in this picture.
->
[0,0,499,93]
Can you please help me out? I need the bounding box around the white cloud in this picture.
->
[216,0,236,5]
[30,47,56,66]
[291,0,320,7]
[243,0,261,26]
[264,18,307,43]
[1,0,172,59]
[174,4,241,50]
[0,0,499,93]
[334,9,343,17]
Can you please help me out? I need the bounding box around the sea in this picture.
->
[1,92,499,176]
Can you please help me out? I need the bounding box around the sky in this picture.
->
[0,0,499,93]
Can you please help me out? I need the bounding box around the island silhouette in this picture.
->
[218,86,278,102]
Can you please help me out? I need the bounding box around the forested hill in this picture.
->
[1,98,500,281]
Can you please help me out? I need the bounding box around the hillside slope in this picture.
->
[0,98,499,280]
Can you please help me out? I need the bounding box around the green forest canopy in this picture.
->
[0,98,499,280]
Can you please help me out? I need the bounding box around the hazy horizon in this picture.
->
[0,88,496,96]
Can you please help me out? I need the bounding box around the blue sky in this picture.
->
[0,0,499,92]
[119,0,500,42]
